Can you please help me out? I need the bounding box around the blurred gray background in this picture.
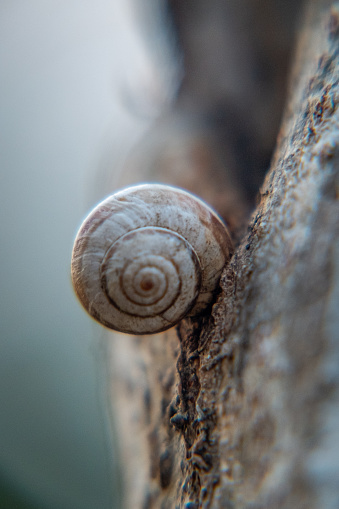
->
[0,1,178,507]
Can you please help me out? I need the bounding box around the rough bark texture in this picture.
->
[108,1,339,508]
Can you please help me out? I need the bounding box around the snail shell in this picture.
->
[71,184,233,335]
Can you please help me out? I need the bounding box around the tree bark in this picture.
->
[107,1,339,507]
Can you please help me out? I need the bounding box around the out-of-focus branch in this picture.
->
[111,1,302,239]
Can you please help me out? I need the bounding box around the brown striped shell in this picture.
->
[71,184,233,334]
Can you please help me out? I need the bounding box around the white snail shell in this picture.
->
[71,184,233,335]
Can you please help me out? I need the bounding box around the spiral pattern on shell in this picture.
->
[71,184,233,334]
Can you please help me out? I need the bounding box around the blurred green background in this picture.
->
[0,1,176,507]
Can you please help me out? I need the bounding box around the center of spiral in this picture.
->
[140,277,154,292]
[100,227,201,319]
[140,275,155,292]
[132,266,166,300]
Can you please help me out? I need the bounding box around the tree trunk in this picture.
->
[107,1,339,507]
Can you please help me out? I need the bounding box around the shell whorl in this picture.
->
[71,184,233,334]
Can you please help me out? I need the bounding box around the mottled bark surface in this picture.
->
[108,1,339,508]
